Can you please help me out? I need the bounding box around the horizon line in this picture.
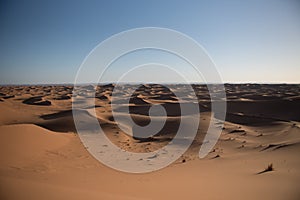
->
[1,82,300,86]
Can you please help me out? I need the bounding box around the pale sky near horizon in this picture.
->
[0,0,299,84]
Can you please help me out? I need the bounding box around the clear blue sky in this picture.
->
[0,0,299,84]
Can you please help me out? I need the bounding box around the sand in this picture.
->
[0,84,300,199]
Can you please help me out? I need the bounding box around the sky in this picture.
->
[0,0,299,84]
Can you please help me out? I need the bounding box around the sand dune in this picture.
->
[0,84,300,199]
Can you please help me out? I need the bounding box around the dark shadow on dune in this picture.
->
[3,95,15,99]
[133,136,172,143]
[114,102,201,117]
[37,118,76,133]
[53,95,71,100]
[23,96,51,106]
[38,109,99,133]
[225,113,279,126]
[37,110,76,132]
[40,110,73,120]
[225,100,300,122]
[260,142,300,151]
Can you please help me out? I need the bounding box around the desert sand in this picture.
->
[0,84,300,200]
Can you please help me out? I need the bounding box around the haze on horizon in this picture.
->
[0,0,299,85]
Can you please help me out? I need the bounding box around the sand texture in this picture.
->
[0,84,300,200]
